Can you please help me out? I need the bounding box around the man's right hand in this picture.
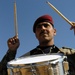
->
[7,36,20,51]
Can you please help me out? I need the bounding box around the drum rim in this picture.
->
[8,53,63,65]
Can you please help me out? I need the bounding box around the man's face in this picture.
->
[35,22,56,43]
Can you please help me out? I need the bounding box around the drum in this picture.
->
[7,54,67,75]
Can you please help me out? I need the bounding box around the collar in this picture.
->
[36,45,59,54]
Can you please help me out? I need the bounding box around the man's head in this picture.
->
[33,14,56,46]
[33,14,54,33]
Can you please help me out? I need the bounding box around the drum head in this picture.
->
[8,54,62,65]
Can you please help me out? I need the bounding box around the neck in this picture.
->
[39,40,54,47]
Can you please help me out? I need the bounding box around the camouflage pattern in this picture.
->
[59,47,75,75]
[7,46,75,75]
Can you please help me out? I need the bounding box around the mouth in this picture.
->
[40,31,48,35]
[40,32,48,37]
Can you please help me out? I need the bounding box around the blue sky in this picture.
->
[0,0,75,60]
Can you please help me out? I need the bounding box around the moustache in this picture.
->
[40,30,48,35]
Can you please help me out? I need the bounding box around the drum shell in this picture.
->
[7,54,66,75]
[8,62,50,75]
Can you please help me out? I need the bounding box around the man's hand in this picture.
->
[7,36,20,51]
[70,22,75,35]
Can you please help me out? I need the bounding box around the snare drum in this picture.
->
[7,54,66,75]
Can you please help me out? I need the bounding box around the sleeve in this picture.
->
[60,47,75,72]
[0,50,17,75]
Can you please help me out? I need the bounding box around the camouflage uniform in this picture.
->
[60,47,75,75]
[21,45,75,75]
[0,50,17,75]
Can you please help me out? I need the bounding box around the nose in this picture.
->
[41,25,46,29]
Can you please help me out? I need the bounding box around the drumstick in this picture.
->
[14,1,18,38]
[46,1,74,26]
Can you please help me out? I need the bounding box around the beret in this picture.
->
[33,14,54,33]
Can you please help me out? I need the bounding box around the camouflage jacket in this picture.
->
[60,47,75,75]
[21,46,75,75]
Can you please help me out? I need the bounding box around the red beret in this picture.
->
[33,14,54,33]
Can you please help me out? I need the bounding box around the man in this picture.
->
[21,14,75,75]
[0,36,20,75]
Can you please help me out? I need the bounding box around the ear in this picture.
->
[54,28,56,36]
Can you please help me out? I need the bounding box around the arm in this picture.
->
[0,36,20,75]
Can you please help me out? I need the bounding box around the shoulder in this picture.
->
[59,46,75,55]
[20,48,37,57]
